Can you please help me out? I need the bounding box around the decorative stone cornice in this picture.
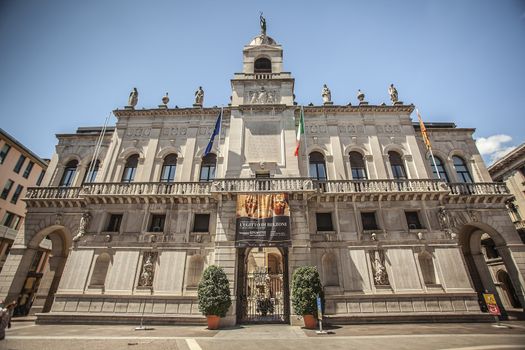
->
[300,104,415,115]
[113,107,231,118]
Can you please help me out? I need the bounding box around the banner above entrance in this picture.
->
[235,193,291,247]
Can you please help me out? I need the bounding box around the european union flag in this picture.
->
[203,109,222,157]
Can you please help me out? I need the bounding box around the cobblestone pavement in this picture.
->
[1,322,525,350]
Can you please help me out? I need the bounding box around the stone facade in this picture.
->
[0,29,524,325]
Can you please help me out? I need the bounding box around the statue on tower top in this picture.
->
[260,12,267,35]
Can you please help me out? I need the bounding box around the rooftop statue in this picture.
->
[388,84,398,104]
[128,87,138,108]
[357,89,365,102]
[322,84,332,104]
[260,12,267,35]
[194,86,204,106]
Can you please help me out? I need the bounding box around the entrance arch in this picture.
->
[236,247,289,324]
[12,225,71,316]
[459,223,524,316]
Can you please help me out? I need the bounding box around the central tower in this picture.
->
[225,19,299,177]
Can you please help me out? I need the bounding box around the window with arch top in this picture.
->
[452,156,473,183]
[60,159,78,187]
[121,154,139,183]
[418,251,438,285]
[309,152,327,181]
[349,151,368,180]
[199,153,216,181]
[429,156,449,182]
[254,57,272,73]
[160,154,177,182]
[388,151,407,179]
[89,253,111,287]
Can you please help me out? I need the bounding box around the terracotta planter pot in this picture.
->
[206,315,220,330]
[303,314,317,329]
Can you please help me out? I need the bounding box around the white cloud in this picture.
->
[476,134,515,164]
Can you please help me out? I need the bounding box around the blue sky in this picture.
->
[0,0,524,164]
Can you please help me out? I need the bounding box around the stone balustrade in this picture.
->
[24,180,511,204]
[447,182,510,195]
[321,179,448,194]
[211,178,315,193]
[81,182,212,196]
[25,187,82,200]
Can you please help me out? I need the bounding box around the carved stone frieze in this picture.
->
[247,87,280,104]
[161,127,187,136]
[126,128,151,138]
[376,124,402,134]
[338,124,365,135]
[370,250,389,286]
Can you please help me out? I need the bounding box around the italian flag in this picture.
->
[294,107,305,156]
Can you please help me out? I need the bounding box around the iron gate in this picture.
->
[240,267,285,323]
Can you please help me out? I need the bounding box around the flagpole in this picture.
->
[215,106,223,177]
[301,105,309,177]
[417,108,440,179]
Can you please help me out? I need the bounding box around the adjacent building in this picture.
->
[0,24,523,325]
[0,128,48,277]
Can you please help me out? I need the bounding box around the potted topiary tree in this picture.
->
[291,266,323,329]
[197,265,232,330]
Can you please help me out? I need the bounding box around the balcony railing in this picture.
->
[320,179,448,194]
[24,180,511,203]
[25,187,82,200]
[447,182,510,195]
[211,178,315,193]
[81,182,212,196]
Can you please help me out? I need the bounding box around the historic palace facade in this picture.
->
[0,25,523,326]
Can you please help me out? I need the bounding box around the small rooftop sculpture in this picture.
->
[128,87,138,108]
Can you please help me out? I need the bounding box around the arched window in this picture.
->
[429,156,449,182]
[121,154,139,183]
[89,253,110,287]
[349,151,367,180]
[309,152,327,181]
[453,156,473,183]
[199,153,216,181]
[254,57,272,73]
[481,236,500,260]
[187,255,204,287]
[59,160,78,187]
[83,159,100,184]
[388,151,407,179]
[418,251,437,285]
[160,154,177,182]
[322,253,339,286]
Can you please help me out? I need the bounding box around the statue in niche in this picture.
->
[194,86,204,106]
[388,84,398,104]
[128,87,138,107]
[73,212,91,242]
[139,252,156,287]
[322,84,332,104]
[260,12,267,35]
[371,250,389,285]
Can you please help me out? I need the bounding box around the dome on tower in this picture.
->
[248,34,277,46]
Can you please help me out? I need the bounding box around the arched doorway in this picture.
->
[497,270,522,309]
[236,247,289,323]
[459,224,523,317]
[12,226,70,316]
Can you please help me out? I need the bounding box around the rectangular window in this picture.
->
[106,214,123,232]
[0,144,11,164]
[1,179,14,200]
[361,212,379,230]
[13,155,26,173]
[316,212,334,231]
[2,211,21,230]
[193,214,210,232]
[36,170,45,186]
[22,161,34,179]
[10,184,23,204]
[149,214,165,232]
[405,211,423,230]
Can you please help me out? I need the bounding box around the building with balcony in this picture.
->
[488,143,525,311]
[0,128,48,312]
[0,24,523,325]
